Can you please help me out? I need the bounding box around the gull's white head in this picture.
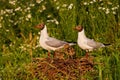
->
[74,25,84,32]
[35,23,45,30]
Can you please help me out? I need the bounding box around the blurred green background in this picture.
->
[0,0,120,80]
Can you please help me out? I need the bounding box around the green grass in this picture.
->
[0,0,120,80]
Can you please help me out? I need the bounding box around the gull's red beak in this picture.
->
[34,23,45,30]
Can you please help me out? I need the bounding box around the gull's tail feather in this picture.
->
[103,43,111,47]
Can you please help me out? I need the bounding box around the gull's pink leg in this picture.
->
[85,52,89,58]
[85,50,89,58]
[48,51,51,57]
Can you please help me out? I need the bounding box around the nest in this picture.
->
[25,44,96,80]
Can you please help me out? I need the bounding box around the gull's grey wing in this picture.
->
[87,39,104,49]
[45,37,67,48]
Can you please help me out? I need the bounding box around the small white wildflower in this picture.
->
[39,10,43,13]
[35,45,40,48]
[6,29,9,32]
[114,7,118,10]
[47,20,50,22]
[47,18,59,24]
[0,23,2,28]
[15,7,21,11]
[5,9,13,13]
[9,19,14,23]
[47,20,54,23]
[117,5,119,8]
[105,8,110,14]
[0,17,3,21]
[14,21,18,25]
[36,0,41,4]
[12,13,15,16]
[105,11,109,14]
[68,3,73,10]
[1,17,3,20]
[55,21,59,25]
[47,15,51,18]
[5,14,9,17]
[90,1,93,4]
[26,7,31,10]
[5,9,10,13]
[54,19,59,25]
[9,0,16,5]
[10,43,12,47]
[25,18,29,21]
[27,14,32,19]
[30,3,35,7]
[0,10,6,15]
[38,32,40,35]
[42,5,46,10]
[83,2,88,5]
[93,0,96,2]
[113,11,116,14]
[111,7,115,10]
[19,45,24,49]
[101,3,104,5]
[62,4,67,7]
[111,7,118,10]
[54,0,57,2]
[56,6,60,10]
[51,20,54,23]
[107,1,112,5]
[106,8,109,11]
[98,7,102,10]
[19,17,24,20]
[37,36,40,40]
[102,7,105,10]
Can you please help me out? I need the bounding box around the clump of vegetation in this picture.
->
[26,56,95,80]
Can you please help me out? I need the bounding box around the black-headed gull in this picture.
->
[74,26,109,56]
[35,23,76,56]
